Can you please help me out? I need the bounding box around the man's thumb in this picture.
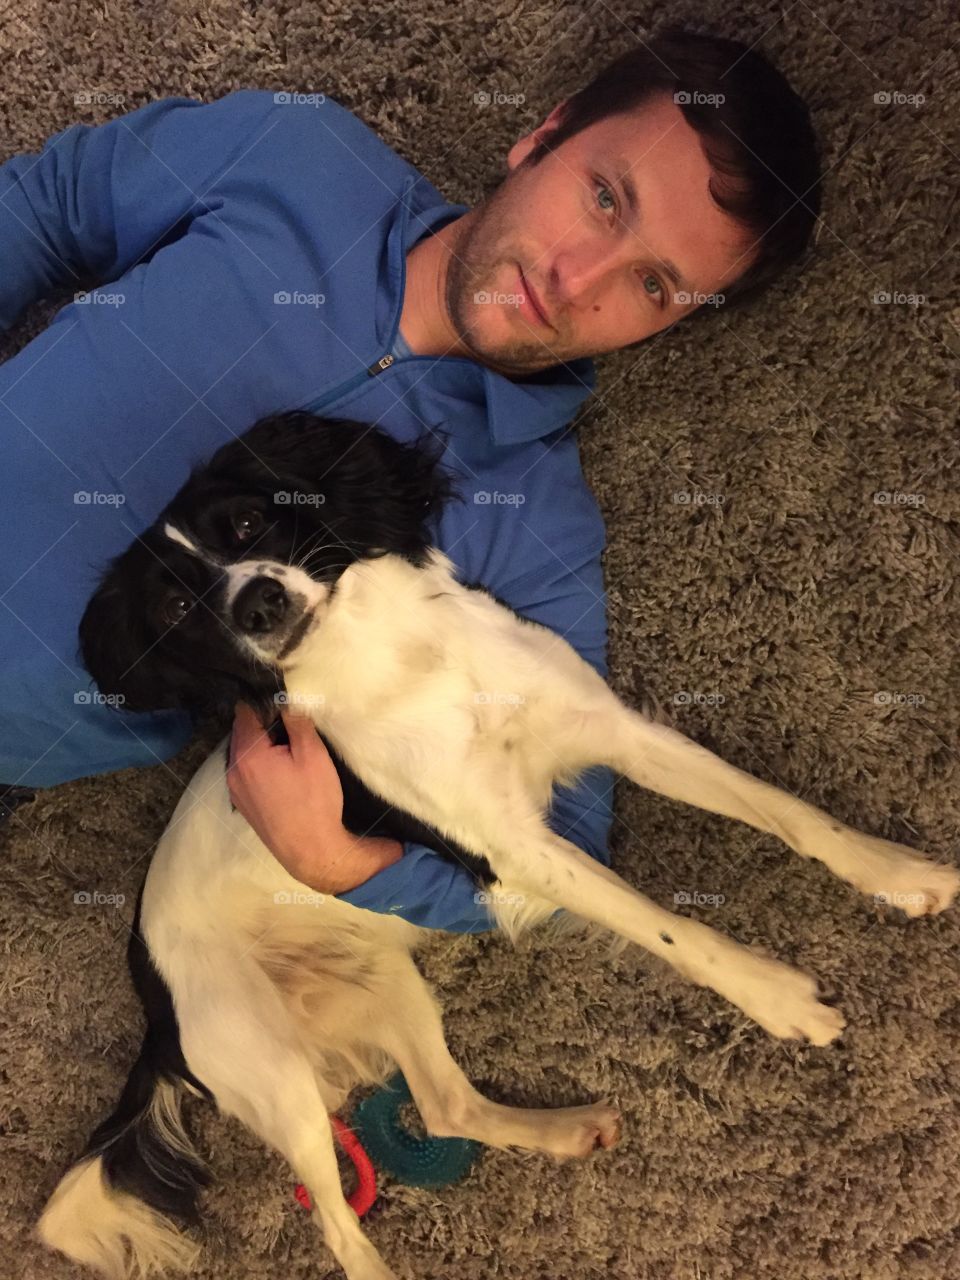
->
[280,703,323,755]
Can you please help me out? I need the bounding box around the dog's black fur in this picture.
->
[80,884,214,1225]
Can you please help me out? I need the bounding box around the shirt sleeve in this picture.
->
[336,492,615,933]
[0,90,274,331]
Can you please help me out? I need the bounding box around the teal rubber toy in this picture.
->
[352,1072,482,1188]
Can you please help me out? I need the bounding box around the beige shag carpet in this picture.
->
[2,2,959,1278]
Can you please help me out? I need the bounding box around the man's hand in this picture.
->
[226,701,402,893]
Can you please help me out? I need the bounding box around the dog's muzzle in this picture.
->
[230,572,319,665]
[233,576,289,634]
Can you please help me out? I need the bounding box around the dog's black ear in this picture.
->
[205,412,461,563]
[78,571,198,715]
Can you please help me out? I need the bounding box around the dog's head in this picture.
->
[79,412,454,720]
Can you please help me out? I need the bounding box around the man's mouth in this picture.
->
[517,266,552,328]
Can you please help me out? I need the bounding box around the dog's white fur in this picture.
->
[39,544,960,1280]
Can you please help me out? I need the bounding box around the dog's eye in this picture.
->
[232,510,265,542]
[162,592,193,626]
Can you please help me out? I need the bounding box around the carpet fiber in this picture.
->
[2,2,959,1278]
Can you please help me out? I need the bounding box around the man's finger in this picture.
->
[280,704,325,761]
[230,701,274,766]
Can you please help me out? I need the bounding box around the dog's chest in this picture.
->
[288,590,454,731]
[284,555,567,818]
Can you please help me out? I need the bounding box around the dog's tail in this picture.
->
[38,892,212,1278]
[37,1043,210,1278]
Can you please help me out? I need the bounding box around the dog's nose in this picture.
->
[233,577,288,634]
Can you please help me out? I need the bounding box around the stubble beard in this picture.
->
[444,179,574,377]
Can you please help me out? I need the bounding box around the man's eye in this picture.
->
[232,509,265,541]
[162,592,192,626]
[595,181,617,215]
[641,272,663,299]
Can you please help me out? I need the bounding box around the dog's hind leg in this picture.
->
[368,951,622,1159]
[174,952,397,1280]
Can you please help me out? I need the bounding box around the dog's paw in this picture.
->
[722,952,846,1046]
[537,1102,623,1160]
[337,1242,400,1280]
[832,833,960,917]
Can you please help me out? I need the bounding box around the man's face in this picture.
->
[445,93,759,374]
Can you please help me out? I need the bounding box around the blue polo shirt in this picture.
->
[0,89,615,931]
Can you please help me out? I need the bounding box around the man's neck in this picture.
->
[398,215,475,360]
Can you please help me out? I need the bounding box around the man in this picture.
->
[0,27,820,930]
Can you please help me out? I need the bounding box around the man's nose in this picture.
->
[552,242,632,306]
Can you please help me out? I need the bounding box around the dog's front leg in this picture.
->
[593,706,960,917]
[493,830,845,1045]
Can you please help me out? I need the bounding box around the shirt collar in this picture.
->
[396,177,597,447]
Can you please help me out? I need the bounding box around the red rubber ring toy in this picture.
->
[295,1115,378,1218]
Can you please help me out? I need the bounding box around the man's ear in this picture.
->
[507,100,568,171]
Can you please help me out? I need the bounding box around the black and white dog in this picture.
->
[38,411,959,1280]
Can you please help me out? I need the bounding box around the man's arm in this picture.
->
[0,90,273,330]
